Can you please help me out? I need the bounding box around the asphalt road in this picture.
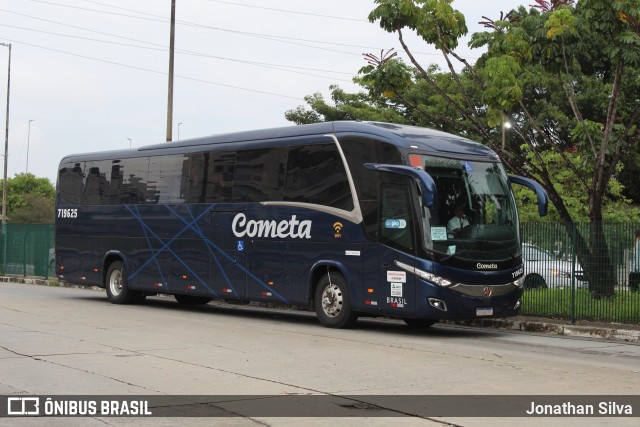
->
[1,281,639,426]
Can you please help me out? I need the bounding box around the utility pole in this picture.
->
[166,0,176,142]
[1,43,11,226]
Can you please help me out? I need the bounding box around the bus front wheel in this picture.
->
[105,261,145,304]
[314,272,358,329]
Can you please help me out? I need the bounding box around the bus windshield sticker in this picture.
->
[431,227,447,241]
[387,271,406,283]
[447,245,456,255]
[464,161,473,172]
[384,219,407,229]
[237,241,244,252]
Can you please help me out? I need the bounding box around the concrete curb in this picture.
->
[449,318,640,343]
[3,276,639,343]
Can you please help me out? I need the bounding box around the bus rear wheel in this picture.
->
[105,261,145,304]
[174,295,212,305]
[314,272,358,329]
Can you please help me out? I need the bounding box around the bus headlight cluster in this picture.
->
[514,276,525,288]
[395,261,455,288]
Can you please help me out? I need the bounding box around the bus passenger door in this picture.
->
[211,211,247,300]
[377,181,417,318]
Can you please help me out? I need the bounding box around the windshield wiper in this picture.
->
[440,249,469,263]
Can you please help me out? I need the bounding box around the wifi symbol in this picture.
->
[333,222,343,236]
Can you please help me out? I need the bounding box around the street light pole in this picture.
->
[26,119,33,174]
[1,43,11,226]
[177,122,182,140]
[127,137,132,148]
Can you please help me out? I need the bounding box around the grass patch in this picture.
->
[521,288,640,324]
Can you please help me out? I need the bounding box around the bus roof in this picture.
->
[60,121,497,163]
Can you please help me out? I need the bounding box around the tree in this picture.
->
[287,0,640,297]
[3,173,55,224]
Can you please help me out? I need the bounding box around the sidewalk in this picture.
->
[3,275,640,343]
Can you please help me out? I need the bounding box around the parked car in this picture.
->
[521,243,588,289]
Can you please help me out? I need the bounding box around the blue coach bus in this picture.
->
[55,121,547,328]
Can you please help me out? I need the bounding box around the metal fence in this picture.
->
[0,222,638,324]
[0,224,55,278]
[520,222,640,324]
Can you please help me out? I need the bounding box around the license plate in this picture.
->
[476,307,493,316]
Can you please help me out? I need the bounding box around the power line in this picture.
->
[0,23,354,82]
[205,0,368,22]
[0,37,304,101]
[16,2,458,59]
[25,1,370,52]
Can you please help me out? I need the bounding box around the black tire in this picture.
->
[314,271,358,329]
[105,261,145,304]
[629,272,640,292]
[403,318,437,329]
[174,294,212,305]
[524,274,547,289]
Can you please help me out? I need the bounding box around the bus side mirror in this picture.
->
[508,175,548,217]
[365,163,436,208]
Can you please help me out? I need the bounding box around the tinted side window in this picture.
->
[147,155,188,204]
[233,148,286,202]
[185,152,206,203]
[284,144,353,211]
[114,158,148,204]
[186,151,236,204]
[206,152,235,203]
[379,182,414,253]
[340,137,402,238]
[82,160,111,205]
[58,162,85,204]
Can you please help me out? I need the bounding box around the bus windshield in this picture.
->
[410,154,520,262]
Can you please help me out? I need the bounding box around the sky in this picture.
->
[0,0,526,184]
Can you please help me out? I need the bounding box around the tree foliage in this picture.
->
[286,0,640,296]
[2,173,55,224]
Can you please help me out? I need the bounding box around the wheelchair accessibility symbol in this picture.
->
[237,240,244,252]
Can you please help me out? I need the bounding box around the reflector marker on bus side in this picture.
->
[186,285,196,290]
[261,292,272,297]
[223,288,233,293]
[152,283,164,287]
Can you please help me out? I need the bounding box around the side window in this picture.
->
[58,162,85,204]
[185,151,236,204]
[205,152,235,203]
[186,152,206,203]
[379,182,414,253]
[120,157,149,204]
[82,161,111,205]
[284,143,353,211]
[233,148,286,202]
[147,155,187,204]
